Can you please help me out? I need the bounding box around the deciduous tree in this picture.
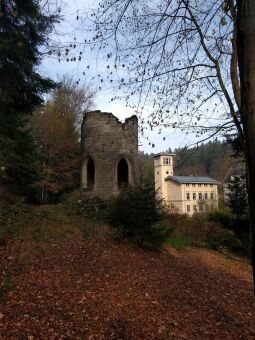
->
[32,76,96,202]
[85,1,241,138]
[236,0,255,290]
[81,0,255,287]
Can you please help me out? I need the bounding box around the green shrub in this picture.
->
[77,197,108,220]
[163,211,246,255]
[203,223,241,252]
[208,206,234,229]
[166,235,192,250]
[108,183,170,250]
[208,207,250,255]
[0,203,23,244]
[162,213,190,229]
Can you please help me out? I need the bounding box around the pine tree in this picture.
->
[227,175,248,221]
[0,0,58,200]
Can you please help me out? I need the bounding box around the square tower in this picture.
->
[154,153,175,199]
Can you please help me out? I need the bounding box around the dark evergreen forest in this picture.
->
[141,139,242,182]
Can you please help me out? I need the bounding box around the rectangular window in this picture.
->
[193,205,197,212]
[163,158,171,165]
[199,204,203,211]
[186,192,190,200]
[205,193,208,200]
[193,193,196,200]
[210,192,214,199]
[199,193,202,200]
[187,205,190,212]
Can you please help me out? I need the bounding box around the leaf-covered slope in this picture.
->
[0,205,253,338]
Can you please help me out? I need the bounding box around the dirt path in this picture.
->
[0,223,254,339]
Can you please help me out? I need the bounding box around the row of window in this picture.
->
[186,183,213,187]
[163,158,172,165]
[186,192,214,200]
[187,204,215,212]
[156,171,173,175]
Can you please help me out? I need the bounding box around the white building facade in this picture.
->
[154,153,219,215]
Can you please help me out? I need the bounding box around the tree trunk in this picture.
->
[237,0,255,292]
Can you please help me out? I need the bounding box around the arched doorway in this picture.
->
[87,158,95,190]
[117,158,129,188]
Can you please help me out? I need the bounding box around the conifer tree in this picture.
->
[0,0,58,199]
[227,175,248,221]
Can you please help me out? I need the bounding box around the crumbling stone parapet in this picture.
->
[81,110,139,199]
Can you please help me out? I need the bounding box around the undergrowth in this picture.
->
[166,235,192,251]
[0,202,81,261]
[0,195,251,260]
[163,210,251,257]
[0,202,24,245]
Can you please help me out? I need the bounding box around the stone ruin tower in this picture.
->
[81,110,139,199]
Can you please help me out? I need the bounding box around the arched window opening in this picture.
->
[117,158,129,188]
[87,158,95,190]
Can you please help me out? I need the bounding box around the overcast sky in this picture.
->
[40,0,203,154]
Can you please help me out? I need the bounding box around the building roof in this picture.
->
[153,152,175,158]
[165,175,219,184]
[223,164,246,182]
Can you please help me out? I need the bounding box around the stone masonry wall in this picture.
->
[81,110,139,199]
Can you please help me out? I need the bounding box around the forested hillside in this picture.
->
[141,139,242,182]
[172,139,242,180]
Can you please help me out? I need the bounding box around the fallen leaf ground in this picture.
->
[0,206,254,339]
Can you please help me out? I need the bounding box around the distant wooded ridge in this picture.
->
[140,139,243,182]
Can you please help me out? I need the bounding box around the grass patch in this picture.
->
[0,202,82,261]
[21,205,80,253]
[166,235,192,251]
[0,202,25,245]
[0,198,104,264]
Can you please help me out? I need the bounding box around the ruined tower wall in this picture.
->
[81,110,139,199]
